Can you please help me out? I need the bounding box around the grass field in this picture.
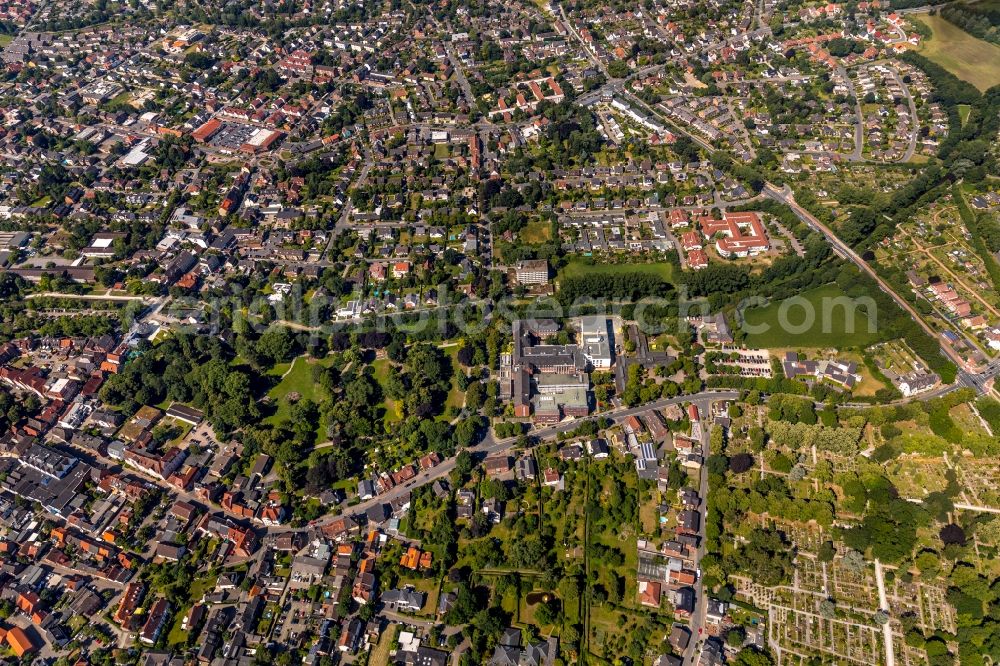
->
[371,358,404,424]
[369,623,400,666]
[265,356,325,425]
[638,491,659,535]
[558,258,675,282]
[520,220,553,244]
[0,35,12,47]
[958,104,972,126]
[440,344,465,418]
[108,91,132,107]
[913,13,1000,91]
[166,574,217,645]
[742,284,885,349]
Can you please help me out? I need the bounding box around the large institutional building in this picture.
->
[499,318,614,422]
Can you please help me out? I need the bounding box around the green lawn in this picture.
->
[265,356,321,425]
[166,613,189,646]
[742,283,885,349]
[160,417,193,447]
[397,575,440,616]
[558,258,675,283]
[371,358,404,424]
[914,13,1000,91]
[958,104,972,126]
[167,574,217,645]
[440,344,464,418]
[0,35,12,47]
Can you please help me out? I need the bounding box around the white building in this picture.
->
[579,316,613,368]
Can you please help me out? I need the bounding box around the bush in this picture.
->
[768,451,793,474]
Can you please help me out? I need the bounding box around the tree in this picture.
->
[841,494,926,563]
[256,327,296,365]
[465,381,485,410]
[672,135,701,164]
[533,597,559,626]
[457,345,476,366]
[731,647,775,666]
[454,416,485,448]
[454,450,474,479]
[732,529,794,586]
[841,549,866,574]
[768,452,793,474]
[563,623,580,649]
[940,523,966,546]
[607,60,630,78]
[729,453,755,473]
[445,584,478,625]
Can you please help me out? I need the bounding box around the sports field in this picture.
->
[913,13,1000,91]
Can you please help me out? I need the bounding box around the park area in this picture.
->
[264,355,330,424]
[912,13,1000,91]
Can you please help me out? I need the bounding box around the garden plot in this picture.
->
[952,455,1000,507]
[886,456,951,500]
[782,523,829,554]
[827,559,880,609]
[896,636,928,666]
[793,556,829,596]
[884,577,956,634]
[768,604,884,665]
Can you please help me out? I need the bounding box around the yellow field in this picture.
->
[520,219,553,244]
[913,13,1000,91]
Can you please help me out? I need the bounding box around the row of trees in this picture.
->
[940,4,1000,47]
[558,271,674,303]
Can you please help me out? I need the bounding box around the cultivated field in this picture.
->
[913,13,1000,91]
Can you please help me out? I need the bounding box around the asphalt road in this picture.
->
[684,411,712,665]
